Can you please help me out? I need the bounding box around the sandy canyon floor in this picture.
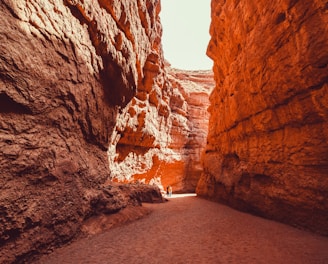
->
[37,194,328,264]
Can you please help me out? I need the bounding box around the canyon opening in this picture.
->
[160,0,212,70]
[0,0,327,263]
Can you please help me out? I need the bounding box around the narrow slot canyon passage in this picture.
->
[38,196,328,263]
[1,0,327,263]
[107,0,214,194]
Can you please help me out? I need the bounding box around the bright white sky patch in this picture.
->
[160,0,212,70]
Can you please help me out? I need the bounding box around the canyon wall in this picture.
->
[197,0,328,234]
[166,68,213,192]
[0,0,164,262]
[108,67,213,193]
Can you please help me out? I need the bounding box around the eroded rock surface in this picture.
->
[166,68,214,192]
[109,67,213,193]
[197,0,328,235]
[0,0,164,262]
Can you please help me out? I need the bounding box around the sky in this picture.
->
[160,0,212,70]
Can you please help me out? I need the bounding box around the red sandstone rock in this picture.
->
[109,67,214,193]
[0,0,163,262]
[167,69,214,191]
[197,0,328,235]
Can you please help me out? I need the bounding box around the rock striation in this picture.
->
[197,0,328,234]
[166,68,213,192]
[0,0,164,262]
[108,66,213,193]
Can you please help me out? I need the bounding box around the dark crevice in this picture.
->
[115,143,151,163]
[63,2,87,26]
[1,1,20,19]
[275,12,286,24]
[98,0,135,45]
[0,93,32,114]
[238,173,251,189]
[0,228,21,246]
[253,174,273,185]
[324,2,328,11]
[56,51,70,63]
[101,54,136,107]
[63,0,136,108]
[287,0,300,10]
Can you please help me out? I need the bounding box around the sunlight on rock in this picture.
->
[1,0,327,262]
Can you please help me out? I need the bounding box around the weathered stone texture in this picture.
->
[197,0,328,234]
[109,66,214,193]
[0,0,163,262]
[167,69,214,192]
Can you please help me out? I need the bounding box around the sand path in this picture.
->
[38,194,328,264]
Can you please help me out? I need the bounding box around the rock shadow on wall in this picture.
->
[64,1,136,108]
[115,143,151,163]
[0,93,32,114]
[101,54,136,107]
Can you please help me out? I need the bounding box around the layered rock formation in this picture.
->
[166,68,213,191]
[197,0,328,234]
[0,0,165,262]
[109,67,213,193]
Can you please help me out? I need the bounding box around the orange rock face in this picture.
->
[197,0,328,234]
[167,68,214,191]
[109,67,214,193]
[0,0,163,261]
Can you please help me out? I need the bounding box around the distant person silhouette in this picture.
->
[167,185,172,197]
